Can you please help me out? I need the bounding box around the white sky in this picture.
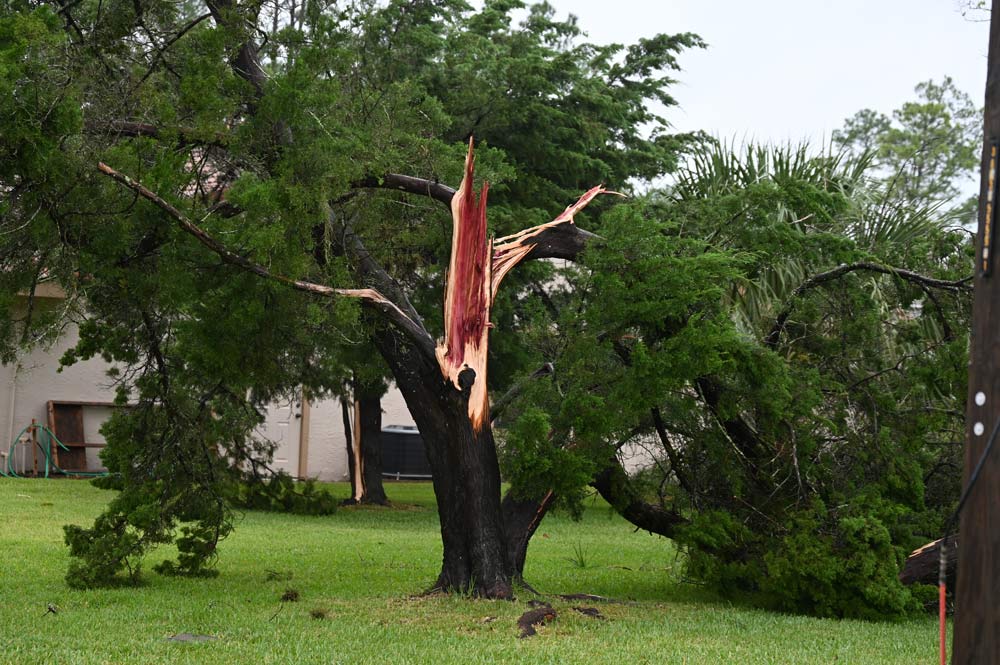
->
[543,0,990,145]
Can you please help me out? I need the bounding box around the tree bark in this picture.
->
[900,537,959,587]
[342,378,388,506]
[373,326,512,598]
[501,489,556,579]
[356,381,387,505]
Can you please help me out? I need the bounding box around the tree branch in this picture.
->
[324,210,434,357]
[96,162,435,358]
[85,120,230,148]
[352,174,456,207]
[490,362,554,424]
[650,406,698,502]
[765,261,972,348]
[133,12,214,90]
[206,0,268,99]
[591,454,687,537]
[351,175,606,268]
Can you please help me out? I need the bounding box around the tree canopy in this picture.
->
[0,0,976,618]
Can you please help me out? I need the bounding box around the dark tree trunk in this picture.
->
[373,327,513,599]
[356,390,387,505]
[501,489,556,579]
[342,378,388,506]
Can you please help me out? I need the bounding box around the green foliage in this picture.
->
[1,0,702,587]
[233,472,338,516]
[498,407,595,517]
[834,77,981,221]
[499,140,970,619]
[683,498,926,620]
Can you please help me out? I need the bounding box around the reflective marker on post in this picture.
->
[982,141,999,277]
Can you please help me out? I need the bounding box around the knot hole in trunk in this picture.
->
[457,365,477,395]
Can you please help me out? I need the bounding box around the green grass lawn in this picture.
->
[0,479,941,664]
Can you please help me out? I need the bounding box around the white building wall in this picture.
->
[1,292,417,480]
[301,388,416,482]
[304,395,348,482]
[1,316,118,474]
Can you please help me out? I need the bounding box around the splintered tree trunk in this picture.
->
[370,142,512,597]
[374,327,512,597]
[342,378,388,505]
[368,141,608,598]
[356,384,387,505]
[370,142,609,598]
[98,139,609,600]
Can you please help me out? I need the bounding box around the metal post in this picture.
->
[30,418,37,478]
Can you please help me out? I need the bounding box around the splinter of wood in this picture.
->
[435,140,493,430]
[435,140,613,430]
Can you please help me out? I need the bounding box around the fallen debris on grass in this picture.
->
[517,605,557,638]
[572,606,605,620]
[166,633,216,643]
[557,593,628,604]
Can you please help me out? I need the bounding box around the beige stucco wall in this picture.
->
[1,293,417,480]
[302,387,416,482]
[1,316,118,474]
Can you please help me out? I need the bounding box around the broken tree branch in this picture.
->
[85,120,231,148]
[900,537,959,587]
[591,454,687,538]
[765,261,972,348]
[96,162,435,356]
[352,174,456,207]
[491,186,618,299]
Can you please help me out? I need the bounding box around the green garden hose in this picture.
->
[2,423,108,478]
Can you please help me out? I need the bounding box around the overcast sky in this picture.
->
[542,0,990,145]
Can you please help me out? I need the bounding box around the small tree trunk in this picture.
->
[356,383,387,505]
[341,396,359,503]
[342,378,388,506]
[502,489,556,579]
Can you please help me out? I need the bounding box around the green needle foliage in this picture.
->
[499,141,971,619]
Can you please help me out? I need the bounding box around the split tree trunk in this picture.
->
[363,142,608,598]
[374,327,512,598]
[344,376,388,505]
[102,137,607,599]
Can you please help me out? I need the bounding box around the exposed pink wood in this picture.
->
[491,186,619,298]
[435,141,493,430]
